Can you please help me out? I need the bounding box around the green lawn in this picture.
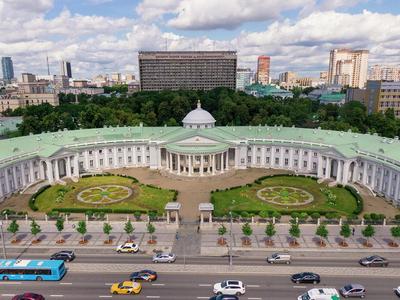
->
[212,176,358,216]
[35,176,174,213]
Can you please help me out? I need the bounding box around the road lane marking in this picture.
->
[151,283,165,286]
[196,297,209,299]
[247,284,260,288]
[59,282,72,285]
[146,296,160,299]
[0,282,21,284]
[293,286,307,289]
[105,283,113,286]
[248,298,262,300]
[99,296,112,298]
[198,284,212,287]
[2,294,16,297]
[50,295,64,297]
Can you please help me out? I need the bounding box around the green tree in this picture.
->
[265,222,276,244]
[390,226,400,246]
[241,222,253,245]
[315,224,328,246]
[55,218,65,243]
[103,223,113,243]
[30,220,41,241]
[339,223,351,246]
[7,220,19,242]
[217,224,227,244]
[147,222,156,243]
[124,220,134,242]
[361,224,375,246]
[76,221,87,243]
[289,223,301,245]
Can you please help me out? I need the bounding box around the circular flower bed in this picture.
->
[77,185,133,205]
[256,186,314,206]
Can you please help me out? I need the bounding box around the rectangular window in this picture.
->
[266,148,270,152]
[128,156,132,163]
[89,160,94,167]
[118,148,122,153]
[304,151,308,155]
[266,157,270,163]
[98,149,103,154]
[137,147,141,151]
[127,147,131,152]
[34,171,39,180]
[275,148,280,153]
[284,158,289,166]
[313,162,317,169]
[285,149,289,154]
[257,157,261,164]
[146,147,149,151]
[109,158,113,165]
[79,162,83,169]
[137,156,141,163]
[303,161,307,168]
[247,156,251,163]
[241,158,245,164]
[118,157,122,164]
[99,159,103,166]
[314,152,318,157]
[294,159,298,167]
[275,157,279,165]
[146,156,150,163]
[295,150,299,155]
[89,150,93,155]
[257,148,261,152]
[108,149,113,153]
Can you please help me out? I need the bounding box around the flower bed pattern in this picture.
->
[77,185,133,205]
[256,186,314,206]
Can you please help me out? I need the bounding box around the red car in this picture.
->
[12,293,45,300]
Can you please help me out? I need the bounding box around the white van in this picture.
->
[266,253,291,264]
[297,288,340,300]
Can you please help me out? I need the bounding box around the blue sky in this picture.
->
[1,0,400,79]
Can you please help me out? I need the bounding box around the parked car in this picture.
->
[297,288,340,300]
[116,242,139,253]
[359,255,388,267]
[12,293,45,300]
[50,250,75,262]
[129,270,157,282]
[340,283,366,298]
[291,272,320,284]
[213,280,246,296]
[209,295,239,300]
[152,253,176,263]
[266,253,291,264]
[395,286,400,297]
[110,281,142,295]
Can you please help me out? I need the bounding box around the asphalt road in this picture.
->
[9,251,400,268]
[0,272,399,300]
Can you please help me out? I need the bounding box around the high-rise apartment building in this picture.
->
[279,71,297,84]
[1,57,14,83]
[328,49,369,88]
[369,65,400,81]
[256,55,270,85]
[364,80,400,118]
[236,68,253,91]
[138,51,237,91]
[61,61,72,78]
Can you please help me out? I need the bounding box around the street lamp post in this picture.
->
[229,199,235,267]
[0,221,6,259]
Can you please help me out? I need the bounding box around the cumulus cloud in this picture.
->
[136,0,181,21]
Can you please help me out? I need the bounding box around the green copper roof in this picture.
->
[166,141,229,154]
[319,93,346,102]
[1,125,400,170]
[0,117,22,135]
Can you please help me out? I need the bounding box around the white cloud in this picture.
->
[136,0,181,21]
[319,0,364,11]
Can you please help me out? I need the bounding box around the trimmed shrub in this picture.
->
[29,185,51,211]
[345,185,363,215]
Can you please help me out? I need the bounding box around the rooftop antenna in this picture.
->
[46,53,50,75]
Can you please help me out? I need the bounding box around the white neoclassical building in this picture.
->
[1,101,400,207]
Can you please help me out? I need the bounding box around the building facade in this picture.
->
[61,61,72,79]
[1,57,14,83]
[236,68,253,91]
[139,51,237,91]
[369,65,400,81]
[328,49,369,88]
[364,80,400,117]
[1,103,400,207]
[256,56,270,85]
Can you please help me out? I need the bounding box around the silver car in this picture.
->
[152,252,176,263]
[340,283,366,298]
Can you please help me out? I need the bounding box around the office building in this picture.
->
[256,56,270,85]
[328,49,369,88]
[111,73,122,82]
[73,80,88,88]
[369,65,400,81]
[61,61,72,78]
[54,75,70,89]
[236,68,253,91]
[2,57,14,83]
[279,71,296,84]
[138,51,237,91]
[125,74,136,82]
[364,80,400,117]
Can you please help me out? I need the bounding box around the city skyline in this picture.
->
[1,0,400,79]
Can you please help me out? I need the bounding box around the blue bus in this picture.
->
[0,259,66,281]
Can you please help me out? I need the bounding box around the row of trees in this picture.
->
[6,219,157,244]
[4,88,400,139]
[217,222,400,247]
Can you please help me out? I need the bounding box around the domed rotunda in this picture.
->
[182,100,216,129]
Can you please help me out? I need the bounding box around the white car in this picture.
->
[116,242,139,253]
[395,286,400,297]
[213,280,245,296]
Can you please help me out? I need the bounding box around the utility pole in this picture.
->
[0,221,7,259]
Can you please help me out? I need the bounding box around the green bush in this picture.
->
[395,214,400,221]
[363,213,371,220]
[311,212,320,220]
[345,185,363,215]
[240,211,250,218]
[29,185,51,211]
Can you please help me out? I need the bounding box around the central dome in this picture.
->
[182,100,216,129]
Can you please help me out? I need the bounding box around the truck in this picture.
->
[298,288,340,300]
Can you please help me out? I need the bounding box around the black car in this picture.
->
[291,272,320,284]
[209,295,239,300]
[50,250,75,262]
[129,270,158,282]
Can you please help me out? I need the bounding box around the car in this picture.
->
[50,250,75,262]
[12,293,45,300]
[395,286,400,297]
[208,295,239,300]
[266,253,291,264]
[129,270,157,282]
[340,283,366,298]
[116,242,139,253]
[110,281,142,295]
[359,255,388,267]
[298,288,340,300]
[291,272,320,284]
[152,252,176,263]
[213,280,246,296]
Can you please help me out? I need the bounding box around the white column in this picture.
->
[29,160,35,183]
[54,160,60,181]
[66,157,72,177]
[270,147,275,167]
[12,166,18,189]
[289,148,294,169]
[113,147,118,168]
[133,146,137,165]
[142,146,146,165]
[252,146,256,167]
[234,148,239,168]
[395,173,400,200]
[298,150,303,171]
[94,149,99,169]
[336,160,343,183]
[325,157,331,179]
[387,170,393,196]
[177,154,181,175]
[220,153,224,173]
[73,155,79,176]
[200,154,204,176]
[84,150,89,170]
[169,152,173,171]
[342,161,350,184]
[317,153,323,178]
[279,147,284,168]
[226,151,229,171]
[362,161,368,185]
[352,162,359,182]
[4,169,11,193]
[39,161,45,180]
[45,160,54,183]
[158,147,162,168]
[123,146,127,166]
[307,151,312,171]
[379,168,385,191]
[261,146,266,167]
[189,155,193,176]
[212,154,216,175]
[104,148,109,168]
[371,164,377,189]
[21,164,26,187]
